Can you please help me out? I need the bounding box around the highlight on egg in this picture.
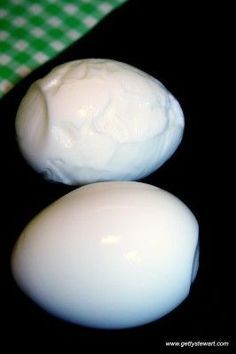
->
[11,181,199,330]
[15,58,184,185]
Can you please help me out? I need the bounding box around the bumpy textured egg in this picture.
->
[12,182,199,329]
[15,59,184,185]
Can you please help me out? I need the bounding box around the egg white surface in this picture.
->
[16,59,184,185]
[12,181,199,329]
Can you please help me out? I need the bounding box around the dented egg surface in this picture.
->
[15,59,184,185]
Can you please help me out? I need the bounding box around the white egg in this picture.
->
[11,181,199,329]
[15,59,184,185]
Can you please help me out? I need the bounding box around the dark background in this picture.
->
[0,0,232,351]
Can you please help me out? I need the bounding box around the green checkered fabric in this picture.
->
[0,0,126,98]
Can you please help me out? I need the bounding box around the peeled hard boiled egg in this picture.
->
[15,59,184,185]
[12,181,199,330]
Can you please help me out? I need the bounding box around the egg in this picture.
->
[11,181,199,329]
[15,59,184,185]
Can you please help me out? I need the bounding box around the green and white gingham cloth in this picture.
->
[0,0,126,98]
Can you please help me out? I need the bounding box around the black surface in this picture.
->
[0,0,232,351]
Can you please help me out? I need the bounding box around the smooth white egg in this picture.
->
[15,59,184,185]
[12,182,199,329]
